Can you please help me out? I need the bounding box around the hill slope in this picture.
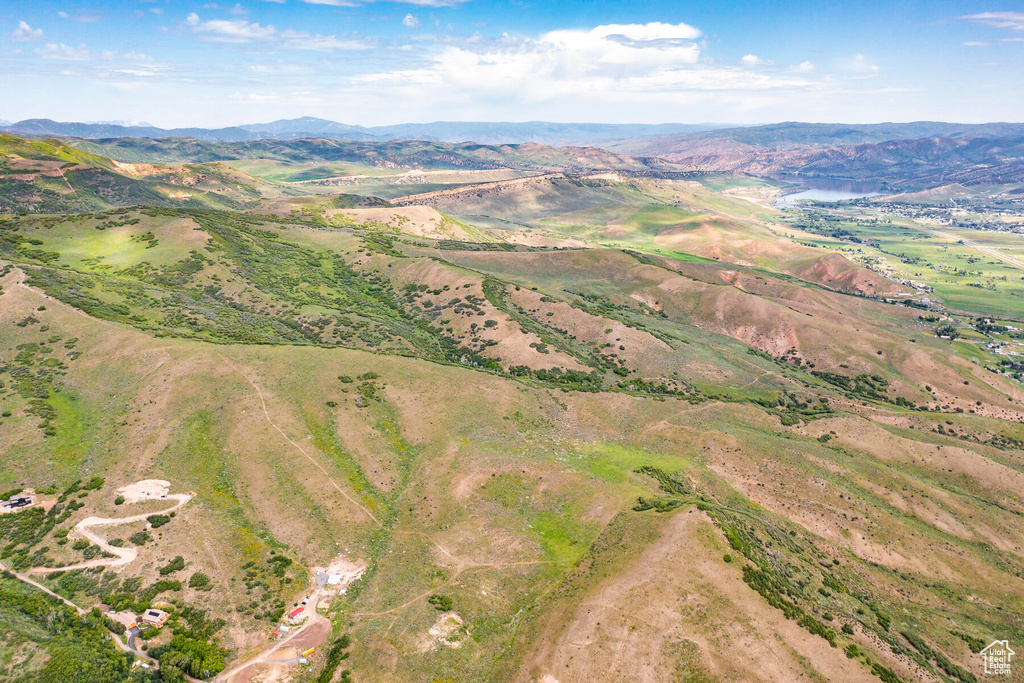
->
[0,132,1022,683]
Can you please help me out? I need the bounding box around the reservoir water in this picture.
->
[775,176,886,205]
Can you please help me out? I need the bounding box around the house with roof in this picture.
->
[285,607,306,625]
[981,640,1015,675]
[140,608,169,628]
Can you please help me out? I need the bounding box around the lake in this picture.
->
[775,176,886,205]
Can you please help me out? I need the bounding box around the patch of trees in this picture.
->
[901,631,976,683]
[0,576,132,683]
[317,634,353,683]
[149,606,227,681]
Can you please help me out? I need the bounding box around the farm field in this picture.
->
[786,207,1024,319]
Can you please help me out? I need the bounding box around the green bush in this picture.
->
[876,611,891,631]
[147,514,170,528]
[188,572,210,590]
[953,630,986,654]
[159,556,186,575]
[129,531,151,545]
[427,594,453,611]
[871,662,902,683]
[114,496,125,505]
[317,635,353,683]
[798,614,836,646]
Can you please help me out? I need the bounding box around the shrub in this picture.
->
[842,623,854,635]
[159,556,186,575]
[845,644,860,659]
[72,539,89,551]
[723,554,733,563]
[427,594,453,611]
[188,572,211,589]
[129,531,151,545]
[114,495,125,505]
[147,514,170,528]
[871,663,902,683]
[953,630,986,653]
[876,611,891,631]
[317,635,353,683]
[798,614,836,646]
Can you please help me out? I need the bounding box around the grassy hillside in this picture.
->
[0,136,287,215]
[1,133,1022,683]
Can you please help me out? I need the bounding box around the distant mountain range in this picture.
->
[603,121,1024,155]
[655,134,1024,186]
[4,117,1024,150]
[0,117,723,146]
[5,117,1024,189]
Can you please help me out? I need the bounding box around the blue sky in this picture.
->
[1,0,1023,127]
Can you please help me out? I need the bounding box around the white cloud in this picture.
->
[186,15,279,42]
[961,11,1024,32]
[352,21,819,110]
[185,13,372,50]
[792,60,814,72]
[847,53,879,75]
[963,41,990,46]
[36,43,91,60]
[58,10,102,22]
[11,20,44,42]
[537,22,702,70]
[741,54,772,66]
[281,30,373,51]
[403,14,420,28]
[228,4,251,15]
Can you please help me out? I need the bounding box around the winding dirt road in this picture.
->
[0,485,201,681]
[28,493,193,575]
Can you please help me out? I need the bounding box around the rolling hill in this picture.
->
[0,130,1022,683]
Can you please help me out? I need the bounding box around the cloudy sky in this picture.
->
[2,0,1023,127]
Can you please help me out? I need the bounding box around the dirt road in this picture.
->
[28,492,193,575]
[217,588,330,683]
